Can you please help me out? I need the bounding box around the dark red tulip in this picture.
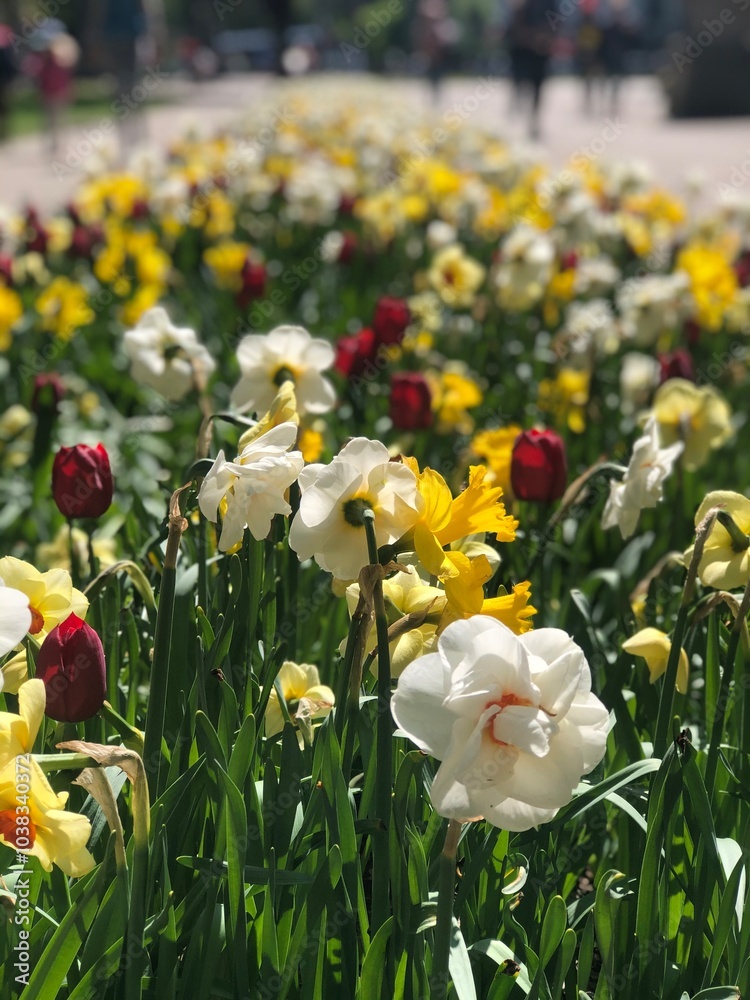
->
[69,225,101,260]
[52,443,113,519]
[338,230,358,264]
[684,319,701,347]
[561,250,578,270]
[373,296,411,347]
[339,194,357,216]
[735,251,750,287]
[31,373,65,415]
[334,327,377,379]
[510,429,567,503]
[23,207,48,255]
[389,372,433,430]
[36,614,106,723]
[236,261,267,307]
[659,348,695,384]
[0,254,13,285]
[130,198,150,220]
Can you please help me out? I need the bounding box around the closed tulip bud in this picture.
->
[373,296,411,347]
[52,443,113,519]
[510,429,567,503]
[36,614,107,723]
[389,372,433,430]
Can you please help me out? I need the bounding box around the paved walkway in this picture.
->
[1,73,747,214]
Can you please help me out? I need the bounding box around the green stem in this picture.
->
[654,507,717,757]
[242,535,263,718]
[68,520,79,589]
[525,462,624,579]
[142,488,188,798]
[705,578,750,798]
[431,819,462,1000]
[363,509,393,939]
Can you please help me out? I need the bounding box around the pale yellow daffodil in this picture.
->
[622,627,689,693]
[0,756,95,876]
[684,490,750,590]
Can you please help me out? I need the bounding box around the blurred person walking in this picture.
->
[0,23,17,141]
[23,20,79,155]
[599,0,637,115]
[103,0,149,157]
[415,0,459,102]
[507,0,555,140]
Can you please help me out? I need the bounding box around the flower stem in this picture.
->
[142,485,189,798]
[431,818,462,1000]
[363,509,393,938]
[705,577,750,798]
[654,506,718,757]
[525,461,623,578]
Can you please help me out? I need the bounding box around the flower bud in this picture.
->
[389,372,433,430]
[236,261,267,308]
[510,429,567,503]
[52,443,113,519]
[36,613,107,723]
[31,373,65,416]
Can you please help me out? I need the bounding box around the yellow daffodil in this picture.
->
[35,524,117,575]
[0,285,23,350]
[0,756,95,875]
[622,627,689,694]
[426,367,483,434]
[427,244,486,308]
[538,367,591,434]
[470,424,523,497]
[440,578,537,635]
[0,679,45,763]
[0,557,88,693]
[265,661,335,739]
[405,460,518,582]
[203,241,251,291]
[652,378,732,471]
[684,490,750,590]
[677,242,738,331]
[120,284,164,326]
[35,277,95,341]
[299,427,324,463]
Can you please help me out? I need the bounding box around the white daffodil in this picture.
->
[123,306,216,400]
[619,352,659,413]
[231,325,336,417]
[0,578,32,692]
[288,437,421,582]
[616,272,693,346]
[602,417,684,539]
[199,422,304,551]
[392,616,610,832]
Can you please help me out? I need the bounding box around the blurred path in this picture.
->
[0,72,746,214]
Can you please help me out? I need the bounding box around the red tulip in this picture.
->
[389,372,433,430]
[236,261,267,307]
[52,443,113,519]
[659,348,695,384]
[334,327,377,379]
[36,614,106,723]
[373,296,411,347]
[510,429,567,503]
